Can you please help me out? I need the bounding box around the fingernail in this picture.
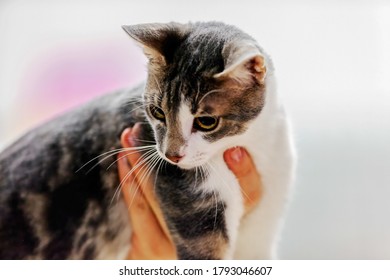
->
[230,147,244,163]
[128,134,136,147]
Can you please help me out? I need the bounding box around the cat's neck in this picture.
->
[234,74,281,147]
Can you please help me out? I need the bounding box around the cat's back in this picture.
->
[0,86,144,259]
[0,87,142,193]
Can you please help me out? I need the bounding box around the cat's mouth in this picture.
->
[159,151,207,170]
[164,157,197,170]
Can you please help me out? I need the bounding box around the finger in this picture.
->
[120,125,172,240]
[120,124,154,199]
[126,179,174,260]
[117,151,139,209]
[120,124,151,196]
[128,192,176,260]
[117,151,176,259]
[223,147,263,213]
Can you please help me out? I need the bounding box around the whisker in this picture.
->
[198,166,210,211]
[153,157,166,194]
[136,154,162,206]
[105,146,156,171]
[133,151,160,193]
[195,81,201,105]
[84,146,154,174]
[203,164,219,231]
[194,166,199,189]
[127,104,146,114]
[206,162,229,217]
[205,163,237,242]
[122,98,143,108]
[197,88,224,105]
[212,190,218,230]
[192,166,209,213]
[125,150,160,207]
[197,164,218,229]
[123,98,144,111]
[132,138,156,144]
[110,148,157,206]
[151,73,163,97]
[76,145,155,173]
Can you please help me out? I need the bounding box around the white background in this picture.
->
[0,0,389,259]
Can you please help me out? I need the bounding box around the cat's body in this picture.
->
[0,89,139,259]
[0,22,295,259]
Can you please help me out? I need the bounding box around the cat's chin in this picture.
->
[176,160,207,170]
[176,162,198,170]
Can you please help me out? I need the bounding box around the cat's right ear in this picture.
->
[122,23,189,66]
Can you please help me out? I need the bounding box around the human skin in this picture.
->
[118,124,262,259]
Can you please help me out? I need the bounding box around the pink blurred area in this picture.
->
[16,39,146,131]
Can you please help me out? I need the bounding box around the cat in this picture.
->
[0,21,295,259]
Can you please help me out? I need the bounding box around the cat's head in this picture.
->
[123,22,269,169]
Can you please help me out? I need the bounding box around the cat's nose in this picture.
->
[165,153,184,163]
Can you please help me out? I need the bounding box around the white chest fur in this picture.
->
[204,75,296,259]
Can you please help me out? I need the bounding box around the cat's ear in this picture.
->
[214,41,267,85]
[122,23,188,65]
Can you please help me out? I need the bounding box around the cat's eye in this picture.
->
[193,116,219,131]
[150,106,165,121]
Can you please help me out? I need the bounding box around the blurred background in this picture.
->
[0,0,389,259]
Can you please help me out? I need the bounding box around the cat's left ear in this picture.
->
[214,41,267,85]
[122,22,188,66]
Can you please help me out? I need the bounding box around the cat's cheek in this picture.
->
[152,123,166,151]
[177,133,211,167]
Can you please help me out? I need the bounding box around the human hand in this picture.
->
[118,123,263,260]
[118,124,176,260]
[223,146,262,214]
